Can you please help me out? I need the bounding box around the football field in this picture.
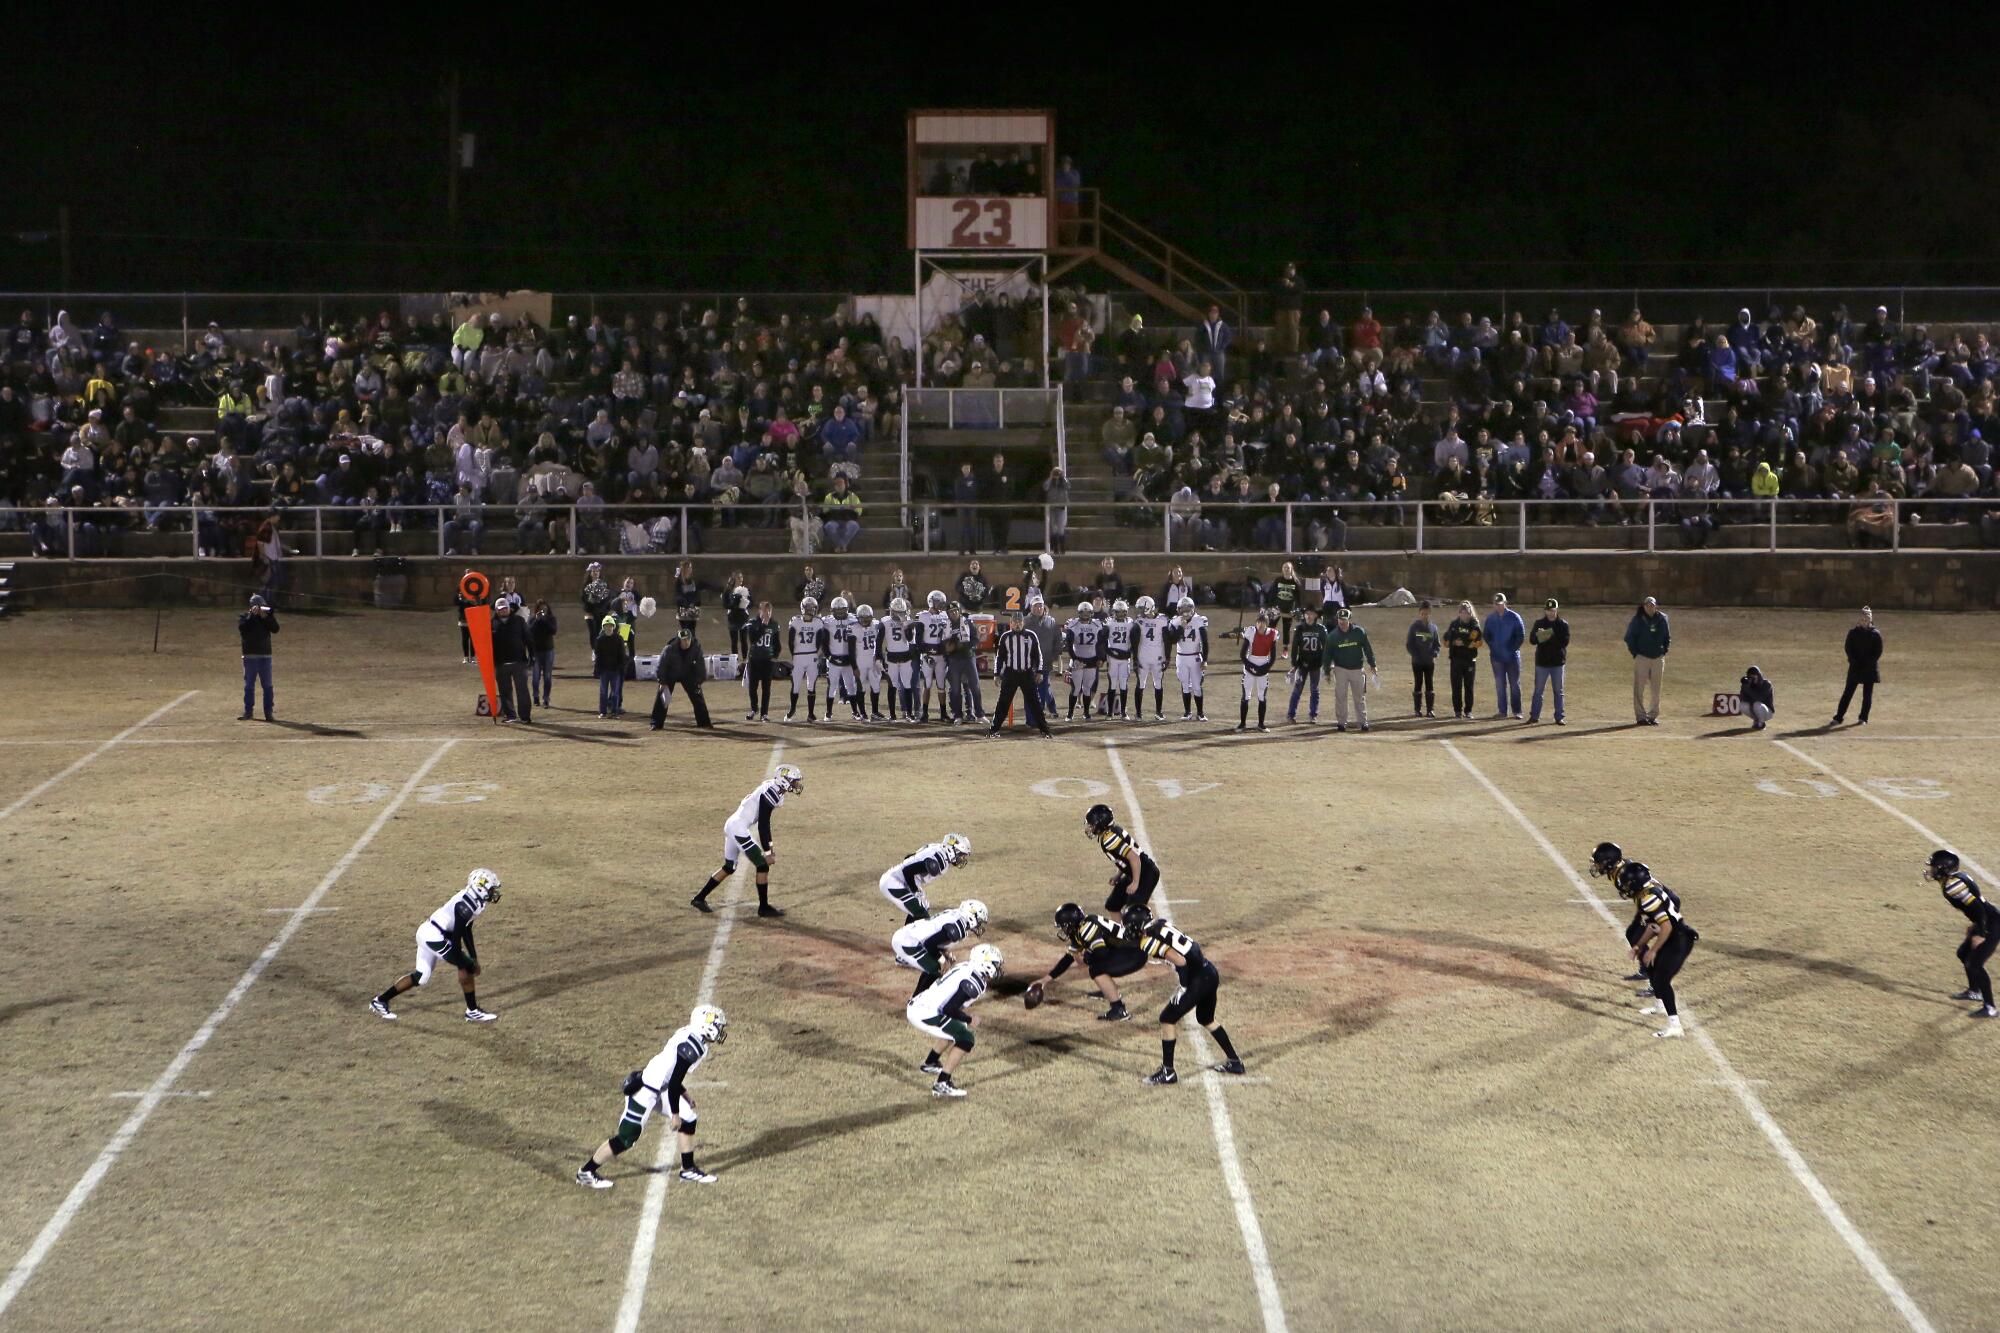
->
[1,603,1995,1330]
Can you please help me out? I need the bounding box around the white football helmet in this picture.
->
[1111,599,1130,620]
[465,867,502,904]
[889,597,910,617]
[1135,595,1156,615]
[968,943,1003,976]
[926,590,948,611]
[1075,602,1094,620]
[959,898,990,933]
[690,1003,728,1044]
[773,764,803,793]
[941,832,971,865]
[856,603,875,623]
[800,596,819,616]
[830,596,850,617]
[1178,597,1196,615]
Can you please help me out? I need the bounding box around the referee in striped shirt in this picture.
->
[988,609,1054,736]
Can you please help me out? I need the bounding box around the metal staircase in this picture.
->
[1048,188,1249,324]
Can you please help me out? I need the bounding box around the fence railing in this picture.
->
[906,387,1062,431]
[15,497,1985,561]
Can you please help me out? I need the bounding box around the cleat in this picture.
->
[1096,1002,1130,1022]
[1212,1059,1246,1075]
[677,1167,718,1184]
[1181,712,1192,721]
[1142,1067,1179,1086]
[1974,1005,1999,1020]
[1639,1001,1664,1016]
[1195,712,1207,721]
[464,1008,498,1023]
[745,711,759,722]
[1951,988,1983,1001]
[1234,722,1248,732]
[690,896,712,913]
[931,1079,967,1098]
[369,999,396,1021]
[1653,1018,1684,1038]
[1256,724,1269,733]
[920,1054,943,1075]
[1624,971,1648,982]
[756,904,786,918]
[1635,985,1655,998]
[575,1169,615,1190]
[1334,723,1347,733]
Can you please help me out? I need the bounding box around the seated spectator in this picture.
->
[820,474,863,553]
[445,482,485,555]
[1849,481,1898,547]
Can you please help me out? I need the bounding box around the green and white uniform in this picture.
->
[891,907,979,981]
[906,960,991,1050]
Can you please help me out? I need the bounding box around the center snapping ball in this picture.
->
[638,596,658,618]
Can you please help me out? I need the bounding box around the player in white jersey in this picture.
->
[906,944,1003,1097]
[916,590,952,721]
[879,833,971,921]
[881,598,921,721]
[854,604,887,721]
[1169,597,1210,721]
[785,597,826,723]
[821,597,865,721]
[1234,608,1281,732]
[891,899,989,996]
[370,868,502,1022]
[1101,600,1137,718]
[1132,595,1170,721]
[690,765,802,917]
[576,1004,728,1188]
[1061,601,1105,720]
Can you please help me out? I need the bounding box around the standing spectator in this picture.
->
[741,601,779,722]
[1026,596,1063,716]
[1406,599,1441,718]
[1525,598,1570,725]
[491,598,534,724]
[1272,262,1303,355]
[650,617,714,729]
[985,452,1014,551]
[1625,595,1671,725]
[952,461,981,555]
[1739,665,1775,731]
[1093,556,1127,603]
[1042,467,1071,555]
[1286,605,1326,722]
[956,559,989,612]
[1196,305,1233,385]
[986,608,1052,737]
[724,571,753,658]
[1326,608,1377,733]
[673,560,700,613]
[581,561,612,657]
[529,600,559,708]
[1482,593,1526,719]
[1442,600,1483,718]
[1269,561,1300,649]
[592,614,626,718]
[1833,606,1883,726]
[943,603,986,724]
[237,594,279,722]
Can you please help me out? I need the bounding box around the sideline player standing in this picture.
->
[907,944,1004,1097]
[370,868,502,1022]
[918,590,952,721]
[1133,595,1170,721]
[1924,850,2000,1018]
[823,596,865,721]
[1168,596,1210,721]
[879,834,972,921]
[1123,906,1245,1083]
[1618,861,1698,1038]
[690,765,802,917]
[1406,599,1441,718]
[1235,607,1280,732]
[1286,605,1325,723]
[1063,601,1105,720]
[575,1004,728,1188]
[1024,902,1150,1022]
[1085,802,1161,912]
[855,603,887,721]
[784,596,825,723]
[882,598,920,721]
[891,899,990,996]
[1102,599,1136,718]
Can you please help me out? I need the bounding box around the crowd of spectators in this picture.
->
[0,299,905,558]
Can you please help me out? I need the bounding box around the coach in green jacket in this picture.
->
[1327,609,1376,733]
[1625,595,1670,726]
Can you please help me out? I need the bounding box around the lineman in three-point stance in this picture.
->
[370,868,502,1023]
[1619,861,1699,1038]
[1024,901,1151,1022]
[691,765,802,917]
[908,943,1004,1097]
[576,1004,728,1188]
[891,899,990,997]
[1924,849,2000,1018]
[1123,904,1245,1084]
[879,833,972,922]
[1085,802,1161,913]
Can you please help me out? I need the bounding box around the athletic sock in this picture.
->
[373,985,398,1007]
[1257,701,1267,727]
[1181,690,1191,713]
[1239,699,1249,725]
[463,989,478,1011]
[757,881,771,908]
[694,874,721,902]
[580,1158,600,1175]
[1154,687,1163,715]
[1161,1037,1176,1070]
[680,1151,696,1170]
[1211,1026,1239,1061]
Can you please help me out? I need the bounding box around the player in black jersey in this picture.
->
[1590,841,1651,993]
[1618,862,1698,1038]
[1924,849,2000,1018]
[1121,905,1244,1082]
[1024,902,1151,1022]
[1084,802,1161,912]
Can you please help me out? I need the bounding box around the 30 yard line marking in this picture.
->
[1439,739,1935,1333]
[0,738,457,1320]
[614,739,783,1333]
[1774,740,1996,881]
[0,690,199,822]
[1105,738,1289,1333]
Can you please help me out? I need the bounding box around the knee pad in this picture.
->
[677,1117,697,1136]
[611,1123,641,1153]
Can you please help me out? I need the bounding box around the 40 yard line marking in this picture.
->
[1439,739,1936,1333]
[1105,738,1289,1333]
[0,737,457,1320]
[613,739,784,1333]
[1774,739,1996,882]
[0,690,199,822]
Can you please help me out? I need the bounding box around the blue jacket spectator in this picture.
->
[1482,599,1525,661]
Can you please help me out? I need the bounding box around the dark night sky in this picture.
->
[7,18,1998,298]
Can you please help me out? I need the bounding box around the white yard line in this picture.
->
[614,739,783,1333]
[1774,739,1996,882]
[1104,738,1289,1333]
[0,738,457,1320]
[1439,739,1935,1333]
[0,691,199,820]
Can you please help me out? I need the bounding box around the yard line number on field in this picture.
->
[0,738,458,1320]
[1103,739,1289,1333]
[614,739,784,1333]
[1774,741,1992,881]
[1439,739,1937,1333]
[0,690,199,822]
